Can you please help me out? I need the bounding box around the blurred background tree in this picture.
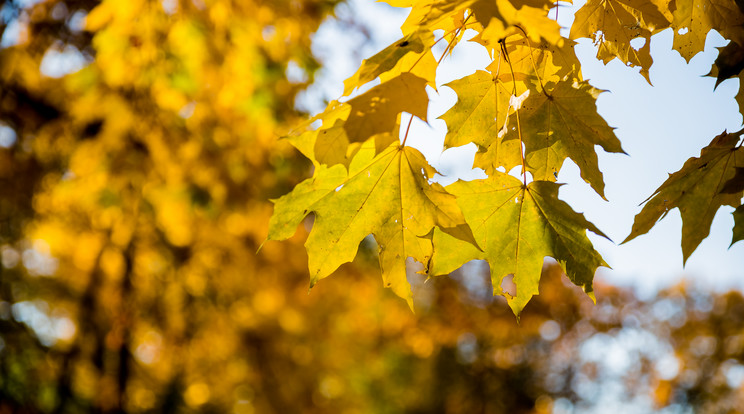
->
[0,0,743,413]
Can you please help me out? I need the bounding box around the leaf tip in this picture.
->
[308,276,319,293]
[586,290,596,304]
[681,251,692,267]
[619,234,634,245]
[256,239,267,254]
[407,298,416,314]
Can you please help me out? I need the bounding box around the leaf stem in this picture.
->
[555,1,560,22]
[500,39,528,186]
[408,17,477,72]
[437,13,472,65]
[401,115,414,147]
[515,103,527,187]
[514,26,547,96]
[403,14,473,149]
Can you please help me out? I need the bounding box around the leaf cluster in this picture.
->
[269,0,744,316]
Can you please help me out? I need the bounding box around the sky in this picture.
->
[303,0,744,298]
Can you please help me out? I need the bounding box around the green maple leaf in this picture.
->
[288,120,358,168]
[501,81,625,199]
[472,136,524,176]
[441,35,586,169]
[441,33,581,148]
[624,130,744,262]
[430,174,609,316]
[570,0,671,81]
[267,143,477,307]
[283,101,357,167]
[440,70,524,149]
[288,73,428,168]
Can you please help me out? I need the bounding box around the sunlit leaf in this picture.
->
[430,174,608,316]
[502,81,625,198]
[624,130,744,262]
[570,0,672,81]
[344,73,429,143]
[671,0,744,62]
[269,143,476,305]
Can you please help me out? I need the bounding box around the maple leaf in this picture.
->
[288,120,360,168]
[733,205,744,245]
[398,0,477,35]
[470,0,563,46]
[269,0,744,317]
[440,70,525,149]
[344,72,429,144]
[721,166,744,193]
[441,34,582,148]
[283,99,401,167]
[392,0,562,46]
[624,130,744,262]
[429,174,609,316]
[707,41,744,116]
[498,35,583,86]
[267,143,477,307]
[342,30,437,96]
[672,0,744,62]
[283,100,354,167]
[571,0,672,81]
[500,81,625,198]
[709,41,744,87]
[472,134,525,175]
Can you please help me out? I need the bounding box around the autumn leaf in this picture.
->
[342,30,437,96]
[284,99,401,167]
[671,0,744,62]
[268,143,476,306]
[498,35,583,86]
[392,0,561,46]
[441,34,581,150]
[709,41,744,87]
[720,166,744,193]
[266,164,347,242]
[440,70,524,149]
[570,0,671,81]
[733,205,744,245]
[501,81,625,198]
[344,72,429,143]
[471,0,562,46]
[289,121,360,168]
[472,134,525,175]
[624,130,744,262]
[395,0,477,35]
[284,100,352,167]
[429,174,608,316]
[708,41,744,116]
